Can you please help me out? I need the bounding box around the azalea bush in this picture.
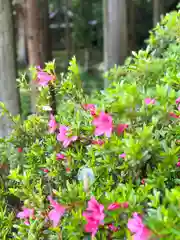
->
[0,10,180,240]
[147,10,180,57]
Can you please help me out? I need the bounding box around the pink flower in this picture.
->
[83,104,95,111]
[24,220,30,226]
[108,203,121,211]
[41,168,49,173]
[56,153,66,160]
[17,208,34,219]
[92,112,113,137]
[91,139,105,146]
[36,65,42,71]
[169,112,180,119]
[119,153,126,159]
[178,105,180,111]
[17,147,23,153]
[176,162,180,167]
[83,197,105,237]
[57,125,78,148]
[141,179,145,185]
[36,71,55,86]
[144,98,156,105]
[128,213,152,240]
[116,124,128,135]
[176,97,180,104]
[83,104,96,116]
[66,167,71,173]
[17,207,34,225]
[48,114,57,133]
[108,202,129,211]
[121,202,129,208]
[48,196,66,227]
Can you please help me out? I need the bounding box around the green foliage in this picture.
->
[72,0,102,49]
[147,10,180,57]
[0,11,180,240]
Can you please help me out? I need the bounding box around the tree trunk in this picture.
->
[40,0,52,62]
[0,0,20,137]
[127,0,136,53]
[84,48,89,72]
[65,0,72,68]
[25,0,42,113]
[153,0,161,27]
[17,16,26,65]
[103,0,128,87]
[40,0,56,114]
[15,2,27,66]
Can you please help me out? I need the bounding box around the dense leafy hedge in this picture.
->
[0,10,180,240]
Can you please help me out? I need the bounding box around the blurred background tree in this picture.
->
[0,0,20,137]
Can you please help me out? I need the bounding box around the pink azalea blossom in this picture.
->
[178,105,180,111]
[36,65,42,71]
[176,162,180,167]
[119,153,126,159]
[48,196,66,227]
[108,203,121,211]
[83,104,95,111]
[169,112,180,119]
[17,147,23,153]
[57,125,78,148]
[128,213,152,240]
[36,71,55,86]
[56,153,66,160]
[41,168,49,173]
[83,104,96,116]
[116,124,128,135]
[176,97,180,104]
[141,179,145,185]
[121,202,129,208]
[91,139,105,146]
[17,207,34,225]
[83,197,105,237]
[24,220,30,226]
[108,202,129,211]
[92,112,113,137]
[144,98,156,105]
[66,167,71,173]
[17,208,34,219]
[48,114,58,133]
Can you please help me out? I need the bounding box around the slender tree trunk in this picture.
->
[65,0,72,68]
[160,0,164,17]
[25,0,42,113]
[82,0,92,72]
[103,0,108,88]
[153,0,161,27]
[17,17,26,65]
[0,0,20,137]
[15,2,27,66]
[84,48,89,72]
[40,0,52,62]
[127,0,136,53]
[40,0,56,114]
[103,0,128,87]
